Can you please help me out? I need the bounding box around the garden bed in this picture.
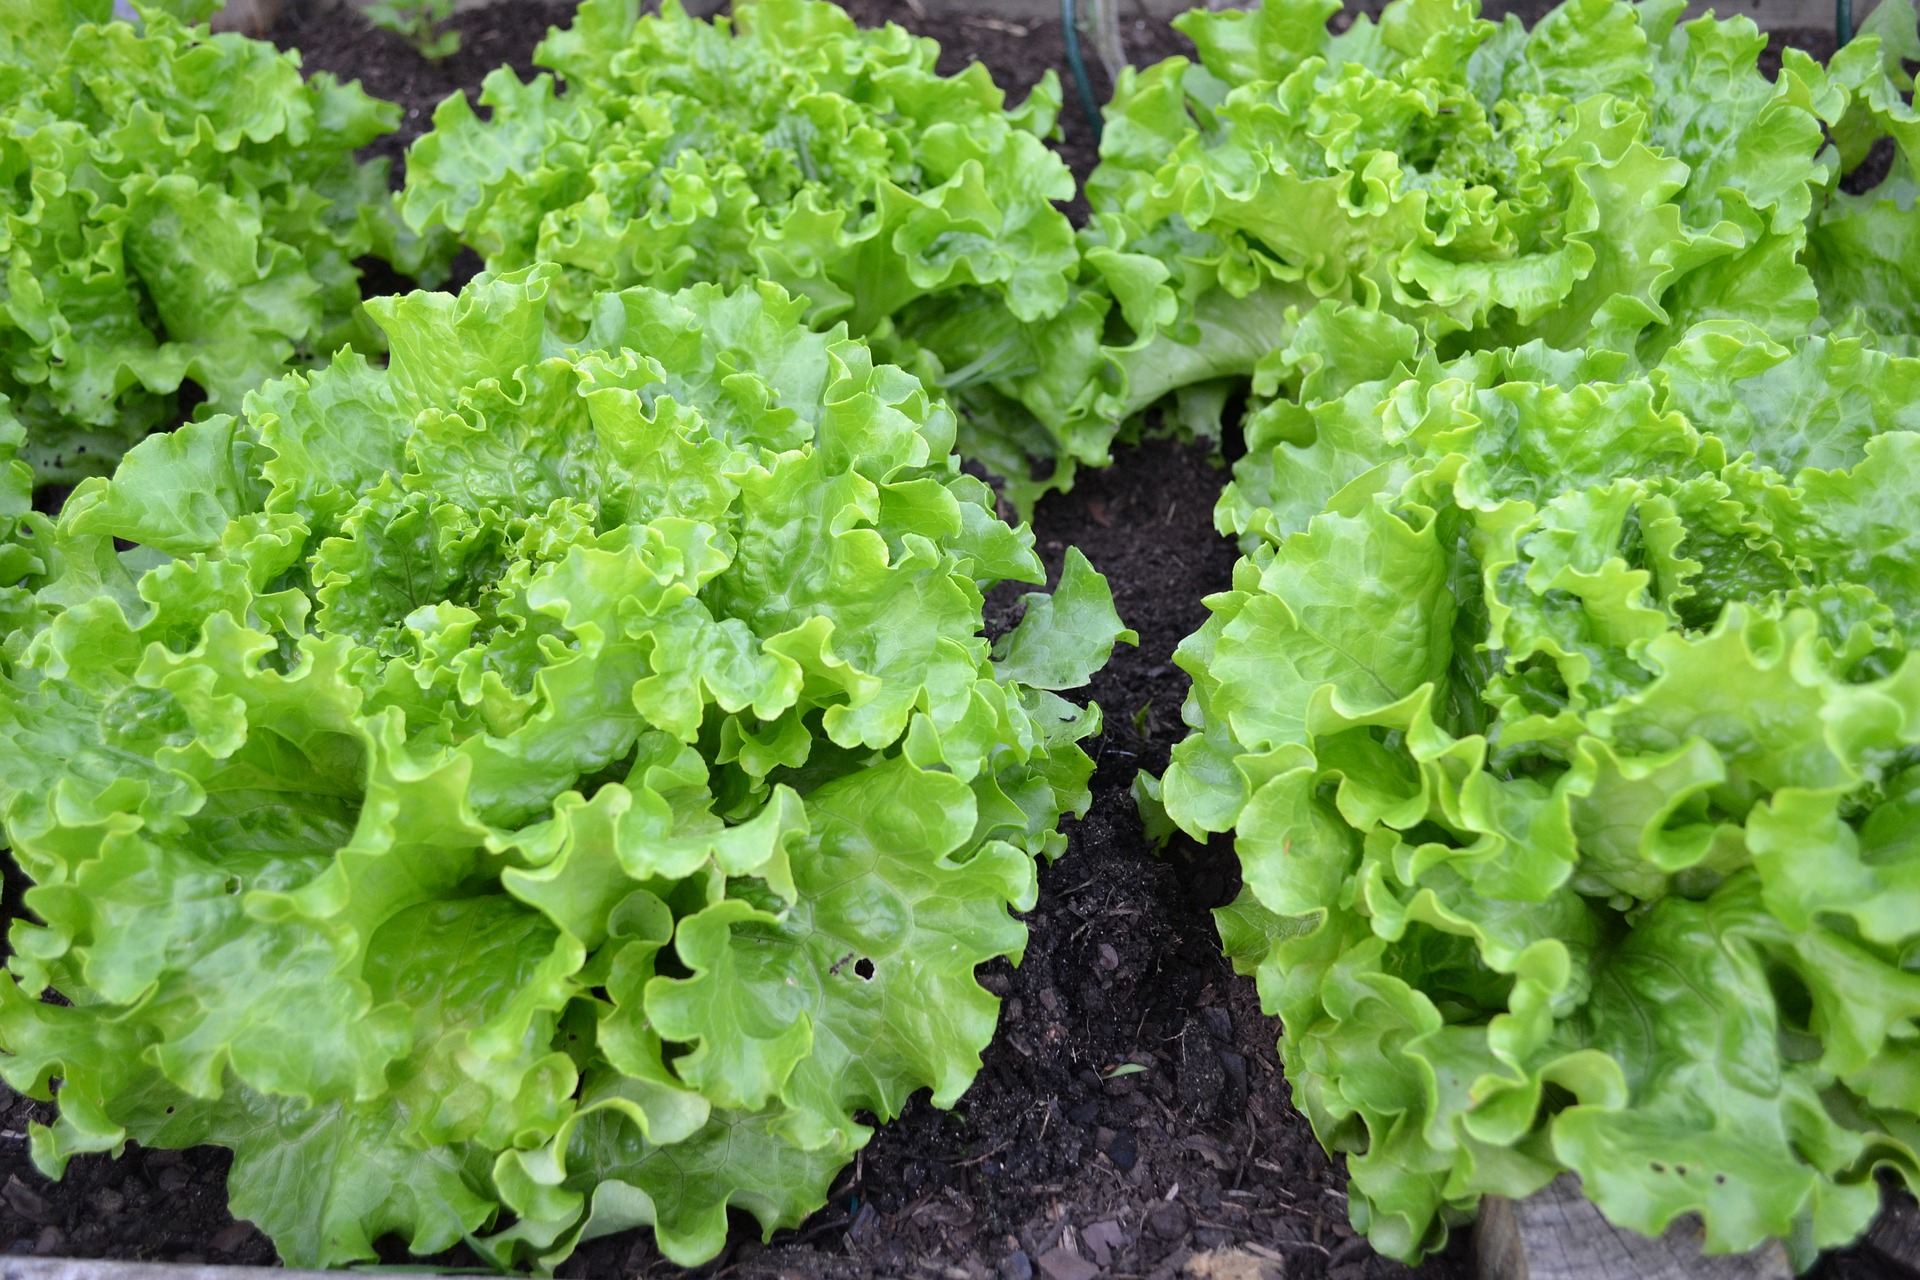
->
[0,3,1895,1278]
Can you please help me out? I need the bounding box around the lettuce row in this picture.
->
[0,0,451,488]
[401,0,1108,514]
[1149,304,1920,1265]
[1081,0,1919,442]
[0,267,1133,1268]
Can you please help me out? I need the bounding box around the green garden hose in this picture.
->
[1063,0,1104,141]
[1839,0,1854,44]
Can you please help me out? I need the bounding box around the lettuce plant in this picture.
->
[1149,300,1920,1265]
[1142,1,1920,1257]
[0,0,449,489]
[365,0,460,63]
[0,267,1133,1268]
[402,0,1104,512]
[1080,0,1920,441]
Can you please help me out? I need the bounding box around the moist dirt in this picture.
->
[0,3,1900,1278]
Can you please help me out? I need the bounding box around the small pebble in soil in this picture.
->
[1105,1127,1139,1171]
[3,1175,51,1223]
[1097,943,1121,971]
[999,1248,1034,1280]
[1202,1006,1233,1043]
[32,1227,65,1256]
[211,1221,257,1253]
[156,1165,191,1192]
[1328,1238,1375,1267]
[1148,1201,1190,1241]
[1037,1246,1098,1280]
[1219,1049,1249,1115]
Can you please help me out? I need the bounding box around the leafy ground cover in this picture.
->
[1,1,1916,1277]
[0,0,448,489]
[0,12,1485,1276]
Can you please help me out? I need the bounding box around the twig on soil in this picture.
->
[953,1142,1011,1167]
[1252,1158,1296,1190]
[960,13,1028,33]
[1230,1126,1258,1191]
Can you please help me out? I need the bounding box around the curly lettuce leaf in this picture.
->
[0,267,1123,1268]
[1162,313,1920,1265]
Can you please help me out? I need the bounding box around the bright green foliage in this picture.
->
[0,267,1133,1268]
[401,0,1099,513]
[0,0,450,488]
[1808,0,1920,347]
[1140,0,1920,1259]
[1082,0,1919,441]
[0,397,50,639]
[365,0,460,62]
[1151,303,1920,1264]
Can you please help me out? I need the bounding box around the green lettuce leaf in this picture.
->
[0,266,1122,1268]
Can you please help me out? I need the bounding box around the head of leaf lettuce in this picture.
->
[1076,0,1920,451]
[0,266,1133,1268]
[1142,300,1920,1268]
[0,0,452,491]
[399,0,1131,516]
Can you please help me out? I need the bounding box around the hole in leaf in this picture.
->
[854,957,875,981]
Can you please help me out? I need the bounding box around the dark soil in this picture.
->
[271,0,576,183]
[0,3,1905,1279]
